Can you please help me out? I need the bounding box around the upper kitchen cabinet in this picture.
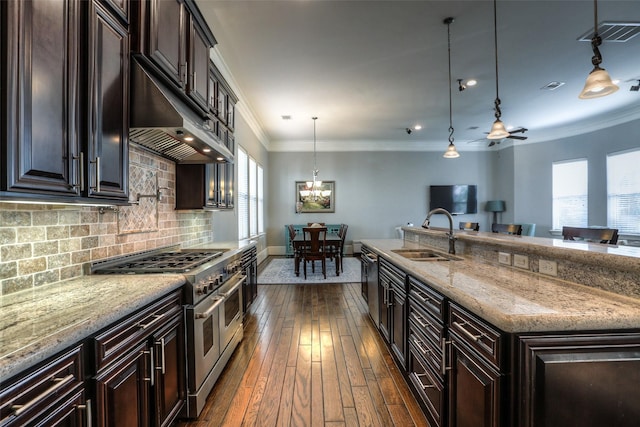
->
[1,0,129,203]
[132,0,216,113]
[209,64,238,134]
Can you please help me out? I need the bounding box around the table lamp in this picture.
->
[485,200,506,224]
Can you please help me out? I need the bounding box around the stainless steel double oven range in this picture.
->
[93,245,245,418]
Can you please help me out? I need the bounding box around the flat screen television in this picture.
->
[429,185,477,215]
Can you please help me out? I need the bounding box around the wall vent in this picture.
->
[541,81,565,91]
[578,22,640,42]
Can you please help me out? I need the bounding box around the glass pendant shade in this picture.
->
[487,119,510,140]
[579,67,619,99]
[443,142,460,158]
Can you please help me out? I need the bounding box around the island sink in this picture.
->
[391,248,461,262]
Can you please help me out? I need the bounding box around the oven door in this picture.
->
[186,294,223,392]
[219,273,245,352]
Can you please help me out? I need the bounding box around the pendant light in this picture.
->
[579,0,619,99]
[487,0,510,141]
[305,117,322,200]
[443,17,460,159]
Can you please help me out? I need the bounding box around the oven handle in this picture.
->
[195,296,224,319]
[220,274,246,299]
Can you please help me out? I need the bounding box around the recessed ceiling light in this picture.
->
[414,125,422,130]
[281,115,292,120]
[612,79,621,85]
[202,148,211,153]
[184,136,194,141]
[541,81,565,91]
[466,79,477,87]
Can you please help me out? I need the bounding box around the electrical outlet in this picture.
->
[513,254,529,269]
[498,252,511,265]
[539,259,557,276]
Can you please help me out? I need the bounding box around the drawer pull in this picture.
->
[413,337,431,356]
[78,399,92,427]
[137,313,167,330]
[453,321,484,342]
[11,374,75,416]
[414,373,436,389]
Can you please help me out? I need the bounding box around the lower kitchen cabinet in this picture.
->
[241,245,258,313]
[92,289,184,426]
[0,345,88,426]
[518,332,640,427]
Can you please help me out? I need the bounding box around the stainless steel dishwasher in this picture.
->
[361,246,379,325]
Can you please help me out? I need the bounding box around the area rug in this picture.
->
[258,257,361,284]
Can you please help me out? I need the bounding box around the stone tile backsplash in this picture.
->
[0,144,214,296]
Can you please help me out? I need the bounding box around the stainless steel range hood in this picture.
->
[130,57,233,164]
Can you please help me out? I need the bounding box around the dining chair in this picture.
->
[459,222,480,231]
[301,226,328,279]
[562,226,619,244]
[337,224,348,272]
[491,223,523,235]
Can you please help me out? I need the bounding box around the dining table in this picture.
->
[292,232,342,277]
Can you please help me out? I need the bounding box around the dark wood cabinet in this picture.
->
[1,0,129,203]
[175,162,234,210]
[0,345,88,426]
[86,0,130,201]
[92,290,184,427]
[187,13,212,111]
[151,315,186,427]
[241,246,258,313]
[378,258,407,368]
[144,0,187,88]
[518,332,640,427]
[95,340,151,426]
[2,0,81,197]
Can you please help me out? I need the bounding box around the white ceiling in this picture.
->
[197,0,640,152]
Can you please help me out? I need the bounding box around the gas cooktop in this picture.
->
[93,250,224,274]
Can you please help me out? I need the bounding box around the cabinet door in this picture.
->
[152,315,185,427]
[519,333,640,427]
[187,15,211,111]
[3,0,81,196]
[147,0,186,87]
[391,285,407,369]
[448,336,502,427]
[378,279,391,342]
[86,1,129,201]
[95,341,151,427]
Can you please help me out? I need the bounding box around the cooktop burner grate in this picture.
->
[94,251,223,273]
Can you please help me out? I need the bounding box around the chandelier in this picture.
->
[305,117,322,200]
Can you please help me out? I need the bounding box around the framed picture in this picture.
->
[295,181,335,213]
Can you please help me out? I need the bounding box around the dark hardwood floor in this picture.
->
[178,262,428,427]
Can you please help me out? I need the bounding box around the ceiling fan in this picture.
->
[467,127,528,147]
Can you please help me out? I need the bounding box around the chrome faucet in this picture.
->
[422,208,457,254]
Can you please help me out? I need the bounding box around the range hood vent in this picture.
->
[130,56,233,164]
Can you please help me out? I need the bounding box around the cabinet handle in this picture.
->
[72,152,84,191]
[89,157,100,193]
[412,336,431,356]
[156,338,166,375]
[137,313,167,330]
[452,321,484,342]
[78,399,92,427]
[414,373,436,389]
[193,71,197,91]
[11,374,74,416]
[441,337,452,376]
[414,289,431,306]
[143,348,155,387]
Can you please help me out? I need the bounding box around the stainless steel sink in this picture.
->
[391,248,462,262]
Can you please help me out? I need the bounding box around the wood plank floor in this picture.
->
[178,264,428,427]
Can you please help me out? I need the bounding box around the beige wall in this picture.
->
[0,145,216,296]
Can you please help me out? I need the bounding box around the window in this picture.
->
[237,146,264,239]
[552,159,588,230]
[237,148,249,239]
[607,149,640,234]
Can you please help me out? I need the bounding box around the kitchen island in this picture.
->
[361,231,640,427]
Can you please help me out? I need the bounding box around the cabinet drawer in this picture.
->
[408,341,445,427]
[449,303,503,369]
[408,325,442,379]
[0,344,84,426]
[409,275,445,321]
[379,258,406,288]
[94,290,182,370]
[410,304,445,350]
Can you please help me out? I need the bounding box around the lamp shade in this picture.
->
[579,67,619,99]
[443,142,460,158]
[487,119,510,140]
[485,200,506,212]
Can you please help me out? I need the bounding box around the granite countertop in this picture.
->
[362,238,640,334]
[0,273,185,381]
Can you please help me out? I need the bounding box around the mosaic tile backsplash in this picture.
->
[0,144,214,296]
